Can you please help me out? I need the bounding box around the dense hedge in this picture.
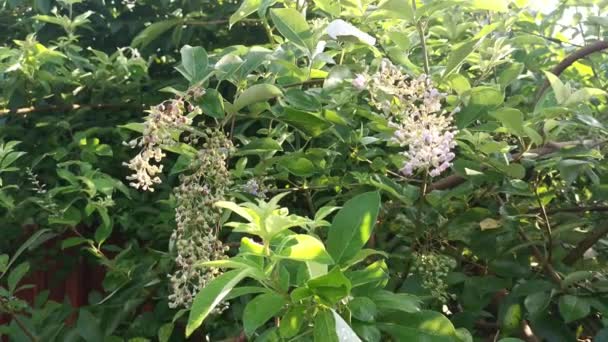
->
[1,0,608,341]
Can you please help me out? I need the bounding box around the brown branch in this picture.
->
[534,40,608,103]
[563,224,608,266]
[518,229,562,285]
[429,140,600,191]
[0,103,143,116]
[432,42,608,191]
[430,140,589,190]
[529,205,608,215]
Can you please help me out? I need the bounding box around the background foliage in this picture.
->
[1,0,608,341]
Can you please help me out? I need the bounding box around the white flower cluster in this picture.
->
[168,129,233,310]
[123,95,201,191]
[369,60,457,177]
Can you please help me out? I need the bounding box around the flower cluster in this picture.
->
[242,178,272,198]
[368,60,457,177]
[124,92,203,191]
[168,129,233,309]
[410,252,456,303]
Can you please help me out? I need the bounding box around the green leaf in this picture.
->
[378,310,459,341]
[118,122,144,134]
[447,74,471,95]
[243,293,287,337]
[276,108,332,137]
[562,271,594,288]
[443,39,479,78]
[524,292,551,316]
[368,0,414,22]
[314,309,339,342]
[233,84,283,112]
[61,237,89,250]
[314,206,341,222]
[307,267,351,305]
[349,297,377,322]
[499,300,522,336]
[229,0,261,27]
[8,262,29,294]
[269,8,314,53]
[369,290,421,313]
[279,306,306,338]
[498,63,523,88]
[186,269,251,337]
[276,234,334,264]
[326,191,381,264]
[94,206,112,244]
[543,71,570,105]
[215,201,255,222]
[0,255,8,274]
[237,138,283,155]
[491,107,525,136]
[132,19,181,48]
[558,295,590,323]
[343,249,389,268]
[1,229,52,280]
[331,309,362,341]
[469,0,509,12]
[279,156,316,177]
[200,89,225,118]
[158,323,174,342]
[225,286,271,300]
[456,86,504,128]
[564,88,607,106]
[313,0,341,16]
[199,259,265,280]
[177,45,208,84]
[77,309,103,342]
[455,328,473,342]
[348,260,389,288]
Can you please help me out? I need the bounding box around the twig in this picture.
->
[530,205,608,215]
[429,139,605,191]
[412,0,430,75]
[0,300,38,342]
[534,176,553,262]
[518,229,562,285]
[304,189,316,217]
[534,40,608,103]
[11,314,38,342]
[563,224,608,265]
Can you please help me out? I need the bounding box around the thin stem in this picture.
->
[534,176,553,262]
[0,300,38,342]
[412,0,430,75]
[518,229,562,286]
[262,19,274,44]
[12,315,38,342]
[421,170,429,196]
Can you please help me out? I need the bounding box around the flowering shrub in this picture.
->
[2,0,608,341]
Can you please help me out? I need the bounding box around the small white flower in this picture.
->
[352,74,367,90]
